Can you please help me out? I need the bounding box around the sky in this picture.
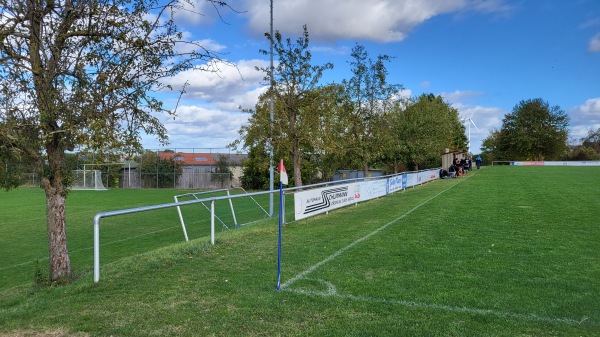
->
[142,0,600,154]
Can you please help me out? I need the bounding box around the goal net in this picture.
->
[72,170,108,190]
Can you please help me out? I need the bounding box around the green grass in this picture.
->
[0,188,274,290]
[0,167,599,336]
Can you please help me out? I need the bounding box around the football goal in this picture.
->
[174,187,271,241]
[72,170,108,190]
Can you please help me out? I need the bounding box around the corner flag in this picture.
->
[278,159,288,185]
[276,158,288,290]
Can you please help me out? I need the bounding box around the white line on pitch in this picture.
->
[280,177,466,290]
[284,287,590,326]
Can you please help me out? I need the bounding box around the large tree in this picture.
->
[392,94,466,170]
[494,98,569,160]
[0,0,231,282]
[341,44,402,174]
[237,25,333,187]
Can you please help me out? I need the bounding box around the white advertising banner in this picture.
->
[387,174,406,194]
[293,170,439,221]
[359,180,387,201]
[294,183,360,221]
[512,161,600,166]
[405,172,418,188]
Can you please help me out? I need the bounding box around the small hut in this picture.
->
[441,149,468,171]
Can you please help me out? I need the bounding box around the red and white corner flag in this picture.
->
[278,159,288,185]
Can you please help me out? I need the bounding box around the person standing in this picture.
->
[475,156,483,169]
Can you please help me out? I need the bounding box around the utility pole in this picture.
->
[268,0,275,216]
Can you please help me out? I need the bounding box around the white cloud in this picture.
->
[174,34,227,54]
[441,90,484,103]
[142,58,271,149]
[569,97,600,122]
[162,58,269,104]
[242,0,511,42]
[171,0,220,26]
[568,98,600,140]
[588,33,600,53]
[158,106,251,149]
[451,102,507,153]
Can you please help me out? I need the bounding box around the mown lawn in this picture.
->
[0,166,598,336]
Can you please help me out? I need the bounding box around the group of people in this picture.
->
[440,155,483,179]
[448,158,470,177]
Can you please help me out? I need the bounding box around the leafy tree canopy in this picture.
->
[0,0,233,281]
[493,98,569,161]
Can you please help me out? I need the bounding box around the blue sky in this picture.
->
[144,0,600,154]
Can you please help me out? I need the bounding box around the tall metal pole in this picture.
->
[268,0,275,216]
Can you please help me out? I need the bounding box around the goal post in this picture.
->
[72,170,108,190]
[174,187,271,241]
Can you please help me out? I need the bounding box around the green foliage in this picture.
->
[212,154,232,188]
[139,151,182,188]
[388,94,465,170]
[250,25,333,187]
[569,145,600,161]
[33,260,48,290]
[581,128,600,154]
[491,98,569,160]
[340,44,403,172]
[1,0,233,280]
[240,146,270,190]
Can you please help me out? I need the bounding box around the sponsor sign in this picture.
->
[294,183,359,221]
[360,180,387,201]
[405,173,418,188]
[512,161,600,166]
[387,175,404,193]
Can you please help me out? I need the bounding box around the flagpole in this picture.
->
[276,180,283,290]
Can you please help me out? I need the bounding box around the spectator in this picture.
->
[448,163,456,178]
[475,156,483,169]
[455,158,464,176]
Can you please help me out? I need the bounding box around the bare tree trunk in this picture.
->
[42,147,71,282]
[42,182,71,281]
[292,149,303,187]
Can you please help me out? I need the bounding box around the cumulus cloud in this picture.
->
[162,58,269,104]
[589,33,600,52]
[160,105,251,148]
[568,98,600,141]
[142,58,271,149]
[449,101,507,153]
[242,0,511,42]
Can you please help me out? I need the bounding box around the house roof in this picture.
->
[157,152,249,166]
[217,153,248,166]
[158,152,217,166]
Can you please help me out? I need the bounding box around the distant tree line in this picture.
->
[480,98,600,163]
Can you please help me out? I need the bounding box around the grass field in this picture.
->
[0,166,599,336]
[0,187,274,290]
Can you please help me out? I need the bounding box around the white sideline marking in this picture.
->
[284,286,589,326]
[280,178,465,290]
[280,173,593,326]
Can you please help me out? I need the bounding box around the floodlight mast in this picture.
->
[268,0,275,216]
